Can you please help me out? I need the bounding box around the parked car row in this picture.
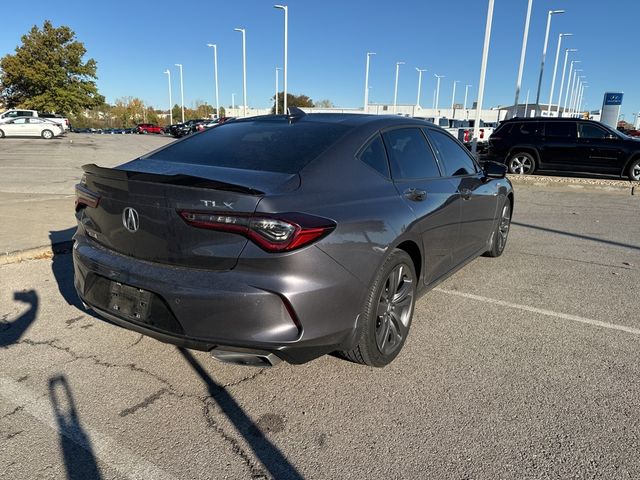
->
[486,117,640,181]
[165,117,234,138]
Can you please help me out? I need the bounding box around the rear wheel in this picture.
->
[41,129,54,140]
[508,152,536,175]
[0,129,4,138]
[339,249,416,367]
[484,199,512,257]
[628,158,640,181]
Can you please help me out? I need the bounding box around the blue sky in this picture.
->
[2,0,639,120]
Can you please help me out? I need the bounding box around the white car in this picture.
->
[0,117,64,139]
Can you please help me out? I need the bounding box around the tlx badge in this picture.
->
[200,200,234,209]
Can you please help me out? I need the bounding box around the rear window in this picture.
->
[149,120,352,174]
[513,122,541,136]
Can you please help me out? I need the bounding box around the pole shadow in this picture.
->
[49,375,102,480]
[512,221,640,252]
[179,348,304,480]
[0,290,38,347]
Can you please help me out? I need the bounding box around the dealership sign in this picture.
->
[600,92,623,128]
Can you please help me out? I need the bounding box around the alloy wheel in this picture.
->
[509,155,533,174]
[375,263,414,356]
[497,203,511,253]
[631,162,640,181]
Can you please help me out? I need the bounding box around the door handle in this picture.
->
[403,188,427,201]
[458,188,472,200]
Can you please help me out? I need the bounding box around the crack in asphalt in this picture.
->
[129,334,144,348]
[5,336,273,478]
[65,315,84,327]
[119,388,169,417]
[1,405,24,420]
[202,399,269,480]
[518,250,635,270]
[5,430,23,440]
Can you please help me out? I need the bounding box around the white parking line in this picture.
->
[0,376,177,480]
[434,288,640,336]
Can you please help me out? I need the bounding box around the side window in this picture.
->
[381,128,441,180]
[515,122,541,136]
[545,122,577,138]
[426,129,477,177]
[18,111,31,117]
[6,111,18,118]
[579,123,609,139]
[358,134,390,178]
[13,118,27,124]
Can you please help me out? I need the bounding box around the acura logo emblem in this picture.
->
[122,207,140,232]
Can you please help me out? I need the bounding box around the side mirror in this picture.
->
[484,161,508,179]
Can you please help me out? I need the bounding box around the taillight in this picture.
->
[75,177,100,210]
[463,130,471,142]
[178,211,336,252]
[479,128,485,139]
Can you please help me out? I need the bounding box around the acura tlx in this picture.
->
[73,110,513,367]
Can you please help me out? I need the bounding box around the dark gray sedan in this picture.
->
[73,112,513,367]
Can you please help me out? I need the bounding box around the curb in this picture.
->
[507,174,638,194]
[0,241,74,266]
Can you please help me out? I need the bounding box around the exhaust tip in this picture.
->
[210,349,282,367]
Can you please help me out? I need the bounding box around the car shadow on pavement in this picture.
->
[49,375,102,480]
[49,228,86,312]
[512,221,640,252]
[179,348,304,480]
[0,290,38,347]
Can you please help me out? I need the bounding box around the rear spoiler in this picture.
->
[81,164,264,196]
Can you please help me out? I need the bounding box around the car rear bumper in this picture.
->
[72,233,365,364]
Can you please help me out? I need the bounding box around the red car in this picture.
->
[136,123,163,134]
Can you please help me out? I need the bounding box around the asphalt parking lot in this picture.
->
[1,135,640,479]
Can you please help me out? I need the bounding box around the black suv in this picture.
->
[488,118,640,181]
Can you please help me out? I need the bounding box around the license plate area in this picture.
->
[108,282,152,320]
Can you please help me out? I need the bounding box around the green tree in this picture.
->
[0,20,104,114]
[315,99,335,108]
[271,92,315,114]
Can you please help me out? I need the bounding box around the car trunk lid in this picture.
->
[78,161,299,270]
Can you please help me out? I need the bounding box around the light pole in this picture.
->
[472,0,494,156]
[232,93,236,112]
[432,89,436,109]
[534,10,565,110]
[415,68,427,107]
[524,88,530,118]
[434,74,445,113]
[556,48,577,116]
[573,76,586,115]
[568,69,582,116]
[563,60,580,113]
[463,84,472,110]
[274,5,288,114]
[513,0,533,117]
[234,28,247,117]
[451,80,459,117]
[206,44,220,118]
[578,83,588,116]
[393,61,405,114]
[174,63,184,123]
[275,67,281,114]
[547,33,572,115]
[363,52,376,112]
[163,69,172,125]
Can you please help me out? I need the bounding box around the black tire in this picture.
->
[627,158,640,182]
[0,129,4,139]
[41,129,54,140]
[484,198,512,257]
[339,249,416,367]
[507,152,536,175]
